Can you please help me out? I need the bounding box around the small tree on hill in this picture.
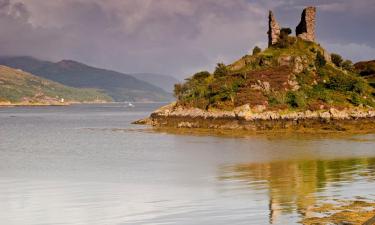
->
[277,27,293,48]
[252,46,261,55]
[174,83,184,99]
[193,71,211,80]
[315,51,326,67]
[342,60,354,72]
[331,53,343,67]
[280,28,292,36]
[213,63,228,78]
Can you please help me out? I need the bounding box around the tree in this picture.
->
[252,46,261,55]
[192,71,211,80]
[280,27,292,36]
[213,63,228,78]
[277,27,293,48]
[342,60,354,72]
[174,83,184,99]
[315,51,326,67]
[331,53,343,67]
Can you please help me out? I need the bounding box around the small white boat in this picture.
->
[127,102,135,107]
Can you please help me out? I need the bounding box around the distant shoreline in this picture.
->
[0,101,171,107]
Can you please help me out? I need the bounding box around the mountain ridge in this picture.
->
[131,73,180,93]
[0,56,173,102]
[0,65,111,105]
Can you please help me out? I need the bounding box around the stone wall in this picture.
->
[268,11,280,47]
[296,7,316,42]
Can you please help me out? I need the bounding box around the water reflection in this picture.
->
[220,157,375,224]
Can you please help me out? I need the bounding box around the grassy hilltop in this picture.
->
[0,65,111,105]
[174,38,375,112]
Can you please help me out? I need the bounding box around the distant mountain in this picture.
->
[131,73,180,93]
[0,65,111,104]
[0,56,173,102]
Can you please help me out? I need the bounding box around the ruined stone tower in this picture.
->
[267,11,280,47]
[296,7,316,42]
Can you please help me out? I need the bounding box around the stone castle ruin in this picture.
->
[268,11,280,46]
[268,6,316,47]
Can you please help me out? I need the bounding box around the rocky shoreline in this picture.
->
[134,103,375,132]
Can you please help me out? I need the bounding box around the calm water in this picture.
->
[0,103,375,225]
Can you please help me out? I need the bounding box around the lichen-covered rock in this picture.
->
[296,7,316,42]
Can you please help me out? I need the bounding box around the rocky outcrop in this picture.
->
[268,11,280,47]
[135,103,375,132]
[296,7,316,42]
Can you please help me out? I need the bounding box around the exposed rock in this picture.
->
[296,7,316,42]
[252,104,267,113]
[293,56,304,73]
[132,117,152,125]
[268,11,280,47]
[144,102,375,132]
[278,55,292,66]
[323,49,332,62]
[288,79,300,91]
[251,80,271,92]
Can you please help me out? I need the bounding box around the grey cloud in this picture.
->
[0,0,374,79]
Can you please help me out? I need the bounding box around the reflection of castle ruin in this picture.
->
[268,6,316,47]
[221,158,375,224]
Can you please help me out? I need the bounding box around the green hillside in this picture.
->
[0,57,173,102]
[174,38,375,111]
[0,65,111,104]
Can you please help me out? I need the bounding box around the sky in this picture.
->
[0,0,374,79]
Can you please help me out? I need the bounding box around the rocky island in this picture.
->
[136,7,375,132]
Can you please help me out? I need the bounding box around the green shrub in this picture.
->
[350,93,363,106]
[268,91,287,106]
[252,46,261,55]
[286,91,306,108]
[325,73,368,94]
[331,53,343,67]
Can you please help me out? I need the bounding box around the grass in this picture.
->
[174,38,375,111]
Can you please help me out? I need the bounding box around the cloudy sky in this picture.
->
[0,0,374,79]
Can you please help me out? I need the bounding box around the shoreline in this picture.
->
[0,101,172,107]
